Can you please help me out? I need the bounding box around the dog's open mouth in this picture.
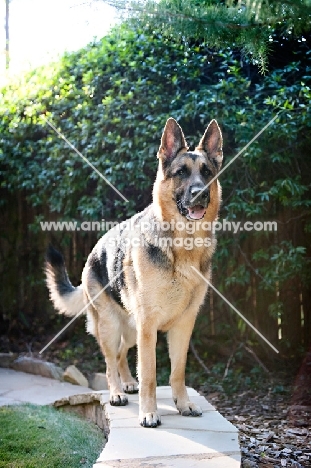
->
[186,205,206,220]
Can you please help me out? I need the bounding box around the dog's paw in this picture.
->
[177,401,202,417]
[122,381,139,394]
[139,411,161,428]
[110,393,128,406]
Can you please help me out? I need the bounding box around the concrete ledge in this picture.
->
[54,391,110,434]
[91,386,240,468]
[94,454,241,468]
[53,386,241,466]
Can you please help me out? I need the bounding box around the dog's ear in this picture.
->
[158,118,188,160]
[196,120,223,170]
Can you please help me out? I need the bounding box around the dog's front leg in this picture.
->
[137,323,161,427]
[167,310,202,417]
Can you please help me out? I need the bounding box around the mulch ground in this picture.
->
[202,386,311,468]
[200,349,311,468]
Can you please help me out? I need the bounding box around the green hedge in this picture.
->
[0,23,310,351]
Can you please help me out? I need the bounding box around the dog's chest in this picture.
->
[148,265,208,331]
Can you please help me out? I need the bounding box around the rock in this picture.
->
[54,392,104,408]
[89,372,108,391]
[242,459,258,468]
[0,352,18,368]
[63,365,89,387]
[12,356,63,380]
[68,393,95,405]
[53,392,108,432]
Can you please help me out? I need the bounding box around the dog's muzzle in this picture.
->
[183,186,210,221]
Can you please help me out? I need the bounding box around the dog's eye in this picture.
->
[201,166,211,177]
[175,167,188,177]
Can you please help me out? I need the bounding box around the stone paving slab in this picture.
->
[94,453,241,468]
[0,367,92,405]
[98,426,239,458]
[95,386,240,468]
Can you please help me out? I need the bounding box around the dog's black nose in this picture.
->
[190,186,206,198]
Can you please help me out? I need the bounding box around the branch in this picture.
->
[102,0,311,31]
[237,243,274,291]
[223,346,237,379]
[189,339,210,375]
[242,343,270,374]
[109,1,275,29]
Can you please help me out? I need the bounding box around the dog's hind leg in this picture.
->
[88,298,129,406]
[117,325,138,394]
[98,312,129,406]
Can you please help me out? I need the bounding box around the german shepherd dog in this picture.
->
[45,118,222,427]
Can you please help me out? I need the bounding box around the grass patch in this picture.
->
[0,404,105,468]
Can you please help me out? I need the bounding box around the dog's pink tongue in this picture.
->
[188,205,206,220]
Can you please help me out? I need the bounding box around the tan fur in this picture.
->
[46,118,223,427]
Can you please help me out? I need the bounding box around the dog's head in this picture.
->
[154,118,223,221]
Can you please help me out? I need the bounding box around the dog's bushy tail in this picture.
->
[45,245,84,317]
